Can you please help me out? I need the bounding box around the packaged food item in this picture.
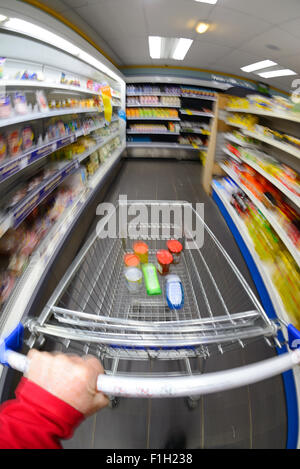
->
[0,94,12,119]
[156,249,173,276]
[13,92,28,115]
[133,241,149,264]
[124,253,140,268]
[7,129,22,157]
[0,133,7,161]
[22,126,34,151]
[167,240,183,264]
[36,90,49,112]
[0,58,6,79]
[166,275,184,310]
[142,263,161,296]
[0,271,15,306]
[124,266,143,292]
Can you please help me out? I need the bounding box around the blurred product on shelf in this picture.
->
[127,123,178,133]
[227,94,297,115]
[219,178,300,326]
[0,169,86,307]
[127,95,180,107]
[180,121,211,135]
[223,159,300,250]
[180,87,216,99]
[178,135,205,147]
[126,108,179,119]
[240,147,300,197]
[227,112,258,130]
[127,85,181,96]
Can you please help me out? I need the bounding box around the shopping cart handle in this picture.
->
[3,348,300,398]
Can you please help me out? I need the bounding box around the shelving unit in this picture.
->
[126,82,217,159]
[220,162,300,267]
[0,51,126,327]
[243,129,300,160]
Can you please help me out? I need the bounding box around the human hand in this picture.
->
[25,350,109,416]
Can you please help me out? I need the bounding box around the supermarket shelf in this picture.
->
[181,93,216,101]
[180,128,210,135]
[127,117,180,121]
[1,79,120,99]
[224,133,252,148]
[239,155,300,209]
[77,130,121,163]
[220,163,300,267]
[225,120,250,130]
[126,142,206,150]
[180,110,214,117]
[212,181,291,325]
[126,104,181,108]
[126,130,180,135]
[226,107,300,125]
[243,130,300,160]
[0,130,121,238]
[0,107,103,129]
[126,92,181,97]
[0,142,125,342]
[0,122,106,185]
[222,147,241,163]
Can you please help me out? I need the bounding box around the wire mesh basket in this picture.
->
[27,200,278,362]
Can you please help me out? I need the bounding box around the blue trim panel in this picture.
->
[212,188,299,449]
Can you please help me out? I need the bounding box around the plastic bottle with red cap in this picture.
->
[156,249,173,276]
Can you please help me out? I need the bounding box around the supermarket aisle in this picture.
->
[63,158,287,449]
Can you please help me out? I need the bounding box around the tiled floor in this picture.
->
[63,158,287,449]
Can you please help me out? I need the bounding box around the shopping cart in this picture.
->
[1,200,300,402]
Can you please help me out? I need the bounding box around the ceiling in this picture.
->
[31,0,300,91]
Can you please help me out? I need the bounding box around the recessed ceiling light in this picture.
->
[172,38,193,60]
[149,36,162,59]
[194,0,218,4]
[241,60,278,73]
[258,69,297,78]
[196,22,210,34]
[0,14,7,22]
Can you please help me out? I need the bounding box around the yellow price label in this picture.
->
[101,85,112,123]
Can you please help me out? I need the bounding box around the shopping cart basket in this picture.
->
[1,200,300,399]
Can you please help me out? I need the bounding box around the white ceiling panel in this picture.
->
[204,6,273,49]
[240,28,300,62]
[74,0,147,39]
[217,0,300,24]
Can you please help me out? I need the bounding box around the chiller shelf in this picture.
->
[0,107,103,129]
[220,163,300,267]
[127,117,180,121]
[126,104,181,108]
[127,130,180,135]
[0,130,122,238]
[180,110,214,118]
[126,142,206,150]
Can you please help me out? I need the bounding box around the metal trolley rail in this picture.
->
[1,201,300,400]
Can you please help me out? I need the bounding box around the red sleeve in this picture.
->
[0,377,84,449]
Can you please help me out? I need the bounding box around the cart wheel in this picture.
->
[185,397,199,411]
[109,396,120,409]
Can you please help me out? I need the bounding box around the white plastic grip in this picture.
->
[97,349,300,398]
[4,349,300,398]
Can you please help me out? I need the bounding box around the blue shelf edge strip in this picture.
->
[212,187,299,450]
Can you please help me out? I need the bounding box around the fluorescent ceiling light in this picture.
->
[0,14,7,22]
[194,0,218,4]
[241,60,277,73]
[258,69,297,78]
[196,22,210,34]
[172,38,193,60]
[149,36,162,59]
[5,18,81,56]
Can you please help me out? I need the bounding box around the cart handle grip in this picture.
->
[3,349,300,398]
